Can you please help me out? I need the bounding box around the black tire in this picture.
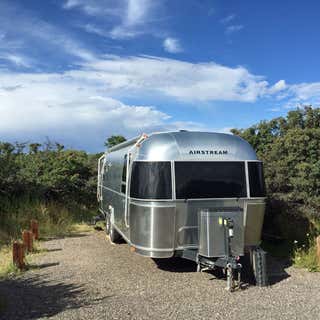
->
[252,248,268,287]
[241,248,268,286]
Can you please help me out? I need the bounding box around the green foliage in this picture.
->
[0,142,98,205]
[0,243,21,280]
[232,106,320,243]
[293,235,320,272]
[0,141,99,245]
[104,135,126,148]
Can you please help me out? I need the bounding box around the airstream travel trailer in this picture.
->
[97,131,267,290]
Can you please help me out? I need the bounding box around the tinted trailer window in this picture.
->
[130,161,172,199]
[175,161,247,199]
[248,162,266,197]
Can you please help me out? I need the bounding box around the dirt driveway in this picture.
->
[1,230,319,320]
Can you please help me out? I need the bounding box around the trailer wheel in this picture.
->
[252,247,268,287]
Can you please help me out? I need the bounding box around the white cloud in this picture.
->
[163,38,183,53]
[126,0,151,25]
[109,0,160,39]
[63,0,80,9]
[220,14,236,24]
[109,25,141,39]
[265,81,320,108]
[269,79,287,93]
[63,0,160,40]
[285,82,320,107]
[225,25,243,34]
[0,1,96,63]
[0,53,31,68]
[3,53,320,150]
[267,107,281,112]
[0,54,276,150]
[71,55,269,102]
[0,70,208,151]
[3,48,319,150]
[62,0,123,17]
[83,24,106,37]
[289,82,320,100]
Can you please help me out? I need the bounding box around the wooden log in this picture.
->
[12,242,25,269]
[316,236,320,266]
[31,219,39,240]
[18,242,25,268]
[22,230,33,252]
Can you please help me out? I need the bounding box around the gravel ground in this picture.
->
[1,230,319,320]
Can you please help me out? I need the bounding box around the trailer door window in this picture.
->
[130,162,172,199]
[121,155,127,194]
[248,162,266,197]
[175,161,247,199]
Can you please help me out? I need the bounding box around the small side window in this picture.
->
[248,162,266,197]
[130,161,172,199]
[121,155,127,194]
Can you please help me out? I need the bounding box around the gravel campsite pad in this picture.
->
[1,231,319,320]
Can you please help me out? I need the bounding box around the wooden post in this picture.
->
[31,219,39,240]
[316,236,320,267]
[13,241,25,269]
[22,230,33,252]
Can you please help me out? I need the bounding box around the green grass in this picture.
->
[0,198,96,244]
[0,198,96,279]
[293,236,320,272]
[0,244,21,279]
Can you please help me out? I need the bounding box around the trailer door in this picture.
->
[97,155,106,202]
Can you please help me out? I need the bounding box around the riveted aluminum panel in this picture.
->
[198,209,244,258]
[135,131,258,161]
[129,202,175,253]
[175,199,245,249]
[244,202,266,246]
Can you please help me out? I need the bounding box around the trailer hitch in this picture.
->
[197,217,242,292]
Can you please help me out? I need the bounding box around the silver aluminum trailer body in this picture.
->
[97,131,266,264]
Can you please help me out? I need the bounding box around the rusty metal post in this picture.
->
[29,230,34,252]
[316,236,320,267]
[22,230,33,252]
[31,219,39,240]
[13,241,25,269]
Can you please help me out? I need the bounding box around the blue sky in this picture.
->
[1,0,320,151]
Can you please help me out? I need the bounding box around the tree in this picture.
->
[232,106,320,240]
[55,143,65,152]
[104,135,126,148]
[29,143,42,154]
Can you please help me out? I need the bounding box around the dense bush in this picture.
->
[0,141,101,242]
[232,106,320,242]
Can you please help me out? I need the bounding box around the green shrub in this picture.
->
[293,235,320,272]
[0,141,99,245]
[232,106,320,257]
[0,199,96,245]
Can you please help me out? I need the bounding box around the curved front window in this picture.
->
[175,161,247,199]
[130,161,172,199]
